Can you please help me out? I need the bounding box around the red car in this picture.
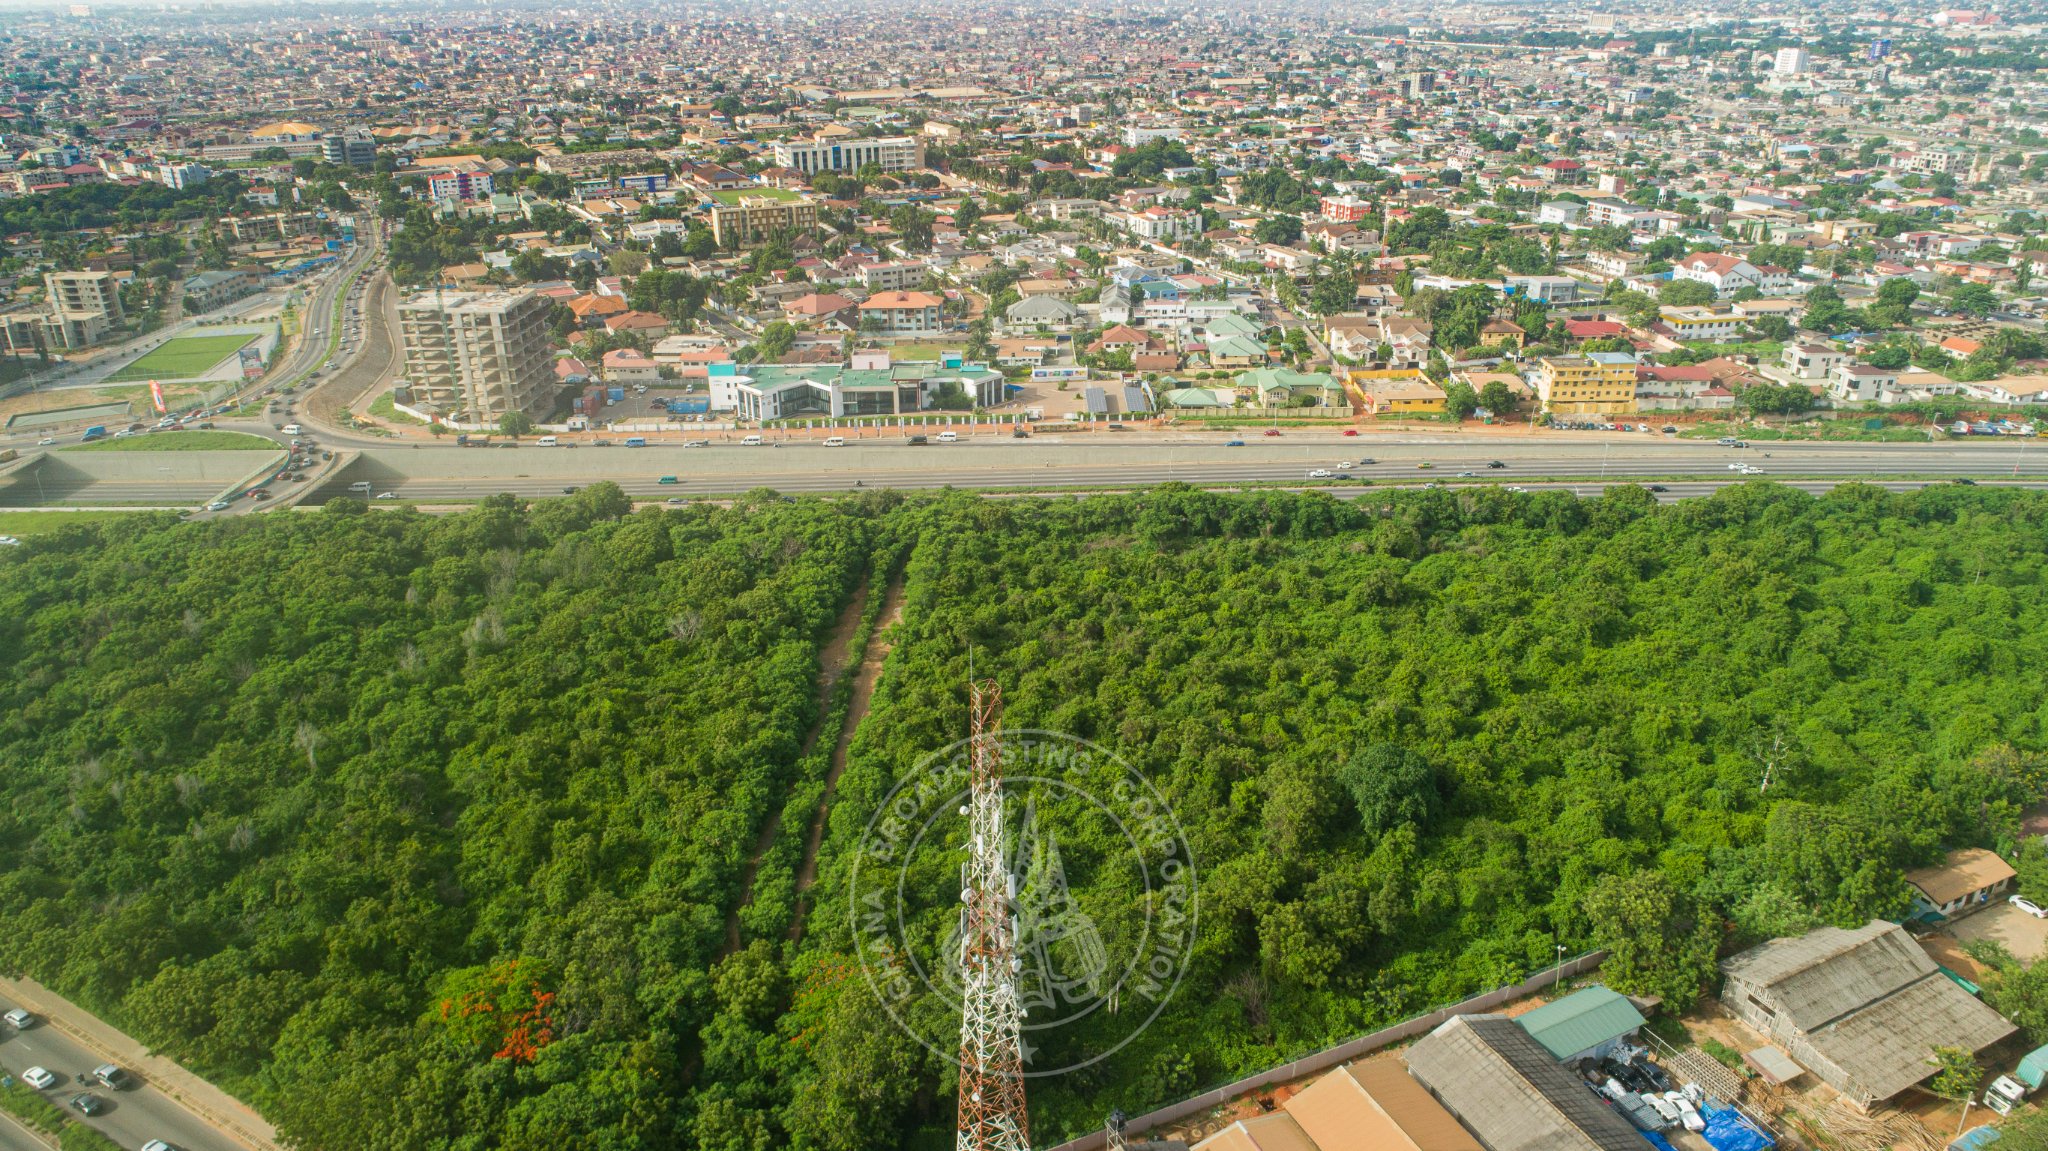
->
[1262,428,1282,437]
[1342,429,1360,437]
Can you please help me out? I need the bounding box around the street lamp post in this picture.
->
[1555,942,1568,990]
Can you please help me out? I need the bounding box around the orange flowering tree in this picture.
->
[433,958,560,1064]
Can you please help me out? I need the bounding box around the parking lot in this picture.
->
[1946,900,2048,965]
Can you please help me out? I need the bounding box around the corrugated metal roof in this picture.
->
[1515,985,1645,1061]
[1405,1015,1643,1151]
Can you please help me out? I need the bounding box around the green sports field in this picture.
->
[105,334,258,382]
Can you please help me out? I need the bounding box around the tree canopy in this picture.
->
[1,484,2046,1147]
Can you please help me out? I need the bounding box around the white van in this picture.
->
[937,430,959,442]
[741,434,764,446]
[281,424,302,436]
[823,436,846,447]
[536,435,558,447]
[347,481,373,493]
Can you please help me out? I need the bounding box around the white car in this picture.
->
[375,491,398,500]
[1307,469,1333,479]
[823,436,846,447]
[142,1142,179,1151]
[3,1008,33,1028]
[205,500,231,512]
[0,536,18,548]
[36,437,55,446]
[1665,1091,1705,1132]
[1727,462,1744,471]
[2012,895,2048,919]
[21,1066,56,1089]
[1334,461,1355,469]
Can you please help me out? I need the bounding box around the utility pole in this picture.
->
[956,680,1030,1151]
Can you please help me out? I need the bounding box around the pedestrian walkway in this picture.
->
[0,975,279,1151]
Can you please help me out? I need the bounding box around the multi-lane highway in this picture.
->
[0,1002,245,1151]
[300,434,2045,504]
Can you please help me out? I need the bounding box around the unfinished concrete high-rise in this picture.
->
[397,290,555,424]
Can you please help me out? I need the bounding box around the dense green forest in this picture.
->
[0,483,2045,1150]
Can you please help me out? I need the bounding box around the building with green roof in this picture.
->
[1234,367,1339,409]
[725,356,1004,421]
[1514,984,1645,1064]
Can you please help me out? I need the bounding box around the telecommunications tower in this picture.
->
[956,680,1031,1151]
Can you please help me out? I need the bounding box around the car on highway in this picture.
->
[142,1141,182,1151]
[70,1092,104,1116]
[658,476,680,485]
[823,436,847,447]
[1458,470,1476,477]
[1954,478,1978,486]
[205,500,231,512]
[1487,460,1506,469]
[1224,439,1244,447]
[666,496,685,505]
[1341,429,1359,437]
[22,1066,56,1089]
[907,435,928,445]
[1262,428,1282,437]
[936,431,958,442]
[2012,896,2048,919]
[1334,461,1354,469]
[1308,469,1333,479]
[375,491,398,500]
[36,437,54,446]
[92,1064,131,1090]
[1647,485,1669,493]
[3,1008,34,1029]
[1415,462,1433,469]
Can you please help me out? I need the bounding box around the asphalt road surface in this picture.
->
[0,1005,242,1151]
[304,436,2045,503]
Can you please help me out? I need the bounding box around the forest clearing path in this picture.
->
[721,575,872,957]
[787,571,907,942]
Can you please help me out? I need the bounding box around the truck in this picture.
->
[82,425,108,442]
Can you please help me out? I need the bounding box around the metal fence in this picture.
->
[1041,950,1610,1151]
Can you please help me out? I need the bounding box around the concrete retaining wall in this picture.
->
[1041,951,1609,1151]
[46,449,285,483]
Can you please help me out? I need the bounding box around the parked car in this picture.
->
[2011,895,2047,919]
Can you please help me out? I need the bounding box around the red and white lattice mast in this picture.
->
[956,680,1031,1151]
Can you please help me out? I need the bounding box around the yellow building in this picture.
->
[707,192,819,248]
[1536,353,1638,415]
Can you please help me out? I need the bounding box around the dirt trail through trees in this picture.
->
[787,572,907,941]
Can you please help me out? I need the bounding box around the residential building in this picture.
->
[1658,305,1745,342]
[397,290,556,423]
[1672,253,1762,295]
[1720,921,2017,1109]
[857,291,944,334]
[707,193,819,247]
[1536,352,1639,415]
[1774,47,1811,74]
[1320,195,1374,223]
[322,130,378,167]
[771,135,924,175]
[1349,369,1445,415]
[858,262,927,292]
[427,169,494,201]
[1120,206,1201,241]
[1903,848,2017,923]
[1831,363,1898,404]
[1002,295,1081,332]
[181,269,263,313]
[1782,343,1848,382]
[41,270,124,348]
